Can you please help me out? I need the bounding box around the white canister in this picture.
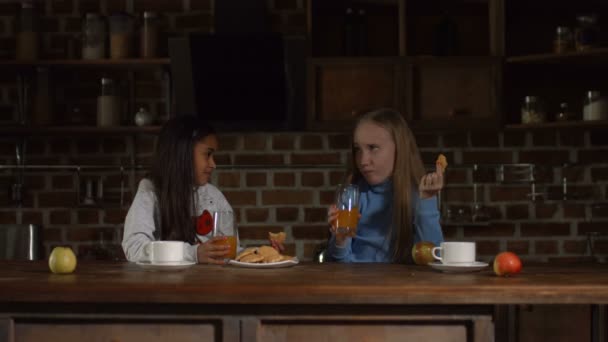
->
[97,78,121,126]
[583,91,608,121]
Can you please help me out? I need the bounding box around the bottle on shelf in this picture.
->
[109,13,134,59]
[16,1,39,60]
[553,26,574,54]
[140,11,159,58]
[82,13,106,60]
[343,7,356,56]
[356,8,367,56]
[575,14,599,52]
[97,78,121,127]
[434,12,460,56]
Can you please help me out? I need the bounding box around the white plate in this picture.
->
[228,257,299,269]
[429,261,489,273]
[136,260,196,271]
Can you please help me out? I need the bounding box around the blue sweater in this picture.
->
[326,179,444,263]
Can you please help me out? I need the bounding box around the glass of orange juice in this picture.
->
[335,184,359,237]
[212,211,237,259]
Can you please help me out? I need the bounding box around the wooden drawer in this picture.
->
[13,320,220,342]
[245,315,493,342]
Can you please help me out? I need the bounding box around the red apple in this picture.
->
[493,251,522,276]
[412,241,436,265]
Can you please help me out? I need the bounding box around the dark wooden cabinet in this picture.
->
[307,58,403,130]
[306,0,503,131]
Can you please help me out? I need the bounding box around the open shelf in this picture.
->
[0,125,162,135]
[505,120,608,130]
[0,58,170,68]
[507,48,608,64]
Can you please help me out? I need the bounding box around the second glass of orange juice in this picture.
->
[335,184,360,237]
[212,211,237,259]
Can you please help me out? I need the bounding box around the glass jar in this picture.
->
[140,11,158,58]
[555,102,571,122]
[82,13,106,59]
[16,1,39,60]
[583,91,608,121]
[97,78,121,126]
[553,26,574,54]
[109,13,134,59]
[134,107,155,126]
[575,15,599,51]
[521,96,546,124]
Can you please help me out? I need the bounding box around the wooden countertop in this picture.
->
[1,261,608,305]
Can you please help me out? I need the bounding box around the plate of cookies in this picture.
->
[229,245,299,268]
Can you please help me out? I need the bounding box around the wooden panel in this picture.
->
[1,318,14,342]
[518,305,590,342]
[309,59,402,130]
[14,323,217,342]
[409,58,499,125]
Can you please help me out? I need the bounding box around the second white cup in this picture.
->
[432,242,476,264]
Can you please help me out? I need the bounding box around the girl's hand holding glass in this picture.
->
[196,237,230,264]
[327,204,348,247]
[328,184,361,247]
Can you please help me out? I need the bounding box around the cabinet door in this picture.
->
[308,59,403,131]
[406,57,501,130]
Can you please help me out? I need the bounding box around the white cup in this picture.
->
[432,242,476,264]
[146,241,183,264]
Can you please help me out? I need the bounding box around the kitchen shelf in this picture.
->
[0,58,170,68]
[0,125,162,135]
[505,120,608,130]
[506,48,608,64]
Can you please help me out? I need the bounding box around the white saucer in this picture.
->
[228,257,299,269]
[136,260,196,271]
[429,261,489,273]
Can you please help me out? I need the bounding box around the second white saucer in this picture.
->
[429,261,489,273]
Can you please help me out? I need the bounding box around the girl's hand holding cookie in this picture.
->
[419,154,447,199]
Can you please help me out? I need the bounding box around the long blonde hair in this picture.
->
[350,109,425,262]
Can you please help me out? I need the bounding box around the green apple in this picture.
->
[412,241,436,265]
[48,246,77,274]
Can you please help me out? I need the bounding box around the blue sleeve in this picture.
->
[325,236,354,263]
[413,195,444,246]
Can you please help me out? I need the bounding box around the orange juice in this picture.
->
[336,208,359,237]
[213,236,237,259]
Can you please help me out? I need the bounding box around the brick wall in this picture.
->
[1,1,607,263]
[1,129,607,263]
